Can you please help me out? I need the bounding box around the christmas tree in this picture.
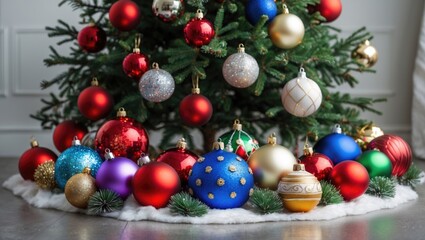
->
[31,0,382,153]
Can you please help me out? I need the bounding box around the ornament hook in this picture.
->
[133,33,142,53]
[192,75,201,94]
[152,62,159,69]
[91,77,99,86]
[237,44,245,53]
[232,119,242,131]
[104,148,115,160]
[195,9,204,19]
[282,4,289,14]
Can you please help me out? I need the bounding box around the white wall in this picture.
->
[0,0,423,157]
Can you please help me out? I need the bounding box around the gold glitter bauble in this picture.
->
[33,160,56,190]
[64,167,97,209]
[268,5,305,49]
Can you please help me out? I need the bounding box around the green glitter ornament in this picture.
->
[219,119,259,160]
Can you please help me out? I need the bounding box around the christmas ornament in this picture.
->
[311,0,342,23]
[132,161,181,208]
[330,161,369,201]
[139,62,175,102]
[313,124,362,165]
[156,138,198,187]
[53,120,88,152]
[152,0,184,22]
[357,150,392,178]
[122,34,149,80]
[245,0,277,25]
[367,135,412,177]
[109,0,140,31]
[183,9,215,47]
[77,78,113,121]
[281,68,322,117]
[55,137,103,190]
[188,141,254,209]
[248,133,297,190]
[65,167,97,209]
[352,40,378,68]
[18,137,58,181]
[277,164,322,212]
[33,160,56,190]
[77,24,107,53]
[354,123,384,150]
[222,44,259,88]
[218,119,259,160]
[299,144,333,181]
[95,149,139,199]
[95,108,149,162]
[269,4,305,49]
[82,130,97,149]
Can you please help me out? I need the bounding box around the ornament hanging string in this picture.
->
[192,75,200,94]
[134,34,142,53]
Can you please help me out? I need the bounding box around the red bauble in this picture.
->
[299,151,334,181]
[109,0,140,31]
[330,161,369,201]
[78,80,114,121]
[53,120,88,152]
[132,162,181,208]
[179,93,213,127]
[95,108,149,162]
[367,135,412,177]
[313,0,342,22]
[18,139,58,181]
[77,25,107,53]
[122,51,149,80]
[183,11,215,47]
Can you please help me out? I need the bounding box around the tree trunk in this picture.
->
[200,125,217,153]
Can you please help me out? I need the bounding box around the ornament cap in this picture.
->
[282,4,289,14]
[152,62,160,69]
[364,40,371,46]
[293,163,305,171]
[332,124,342,134]
[213,139,225,150]
[137,153,151,166]
[104,148,115,160]
[191,87,201,94]
[304,146,313,156]
[176,138,187,149]
[298,67,307,78]
[195,9,204,19]
[267,133,277,145]
[91,77,99,86]
[237,44,245,53]
[133,47,140,54]
[232,119,243,131]
[117,107,127,117]
[72,136,81,146]
[82,167,91,175]
[30,136,39,148]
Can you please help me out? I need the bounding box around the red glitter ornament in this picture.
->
[77,78,114,121]
[330,161,369,201]
[77,24,107,53]
[109,0,141,31]
[183,9,215,47]
[122,34,149,80]
[299,145,333,181]
[53,120,88,152]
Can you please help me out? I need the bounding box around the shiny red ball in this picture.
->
[183,18,215,47]
[122,52,149,80]
[330,161,369,201]
[78,86,113,121]
[313,0,342,22]
[19,145,58,181]
[299,153,334,181]
[109,0,140,31]
[132,162,181,208]
[179,94,213,127]
[77,25,107,53]
[367,135,412,177]
[53,120,88,152]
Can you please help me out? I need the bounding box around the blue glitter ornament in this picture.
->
[245,0,278,26]
[314,124,362,165]
[188,141,254,209]
[55,137,103,190]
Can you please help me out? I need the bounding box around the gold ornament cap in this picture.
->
[176,138,187,149]
[282,4,289,14]
[82,167,91,175]
[117,107,127,117]
[72,136,81,146]
[90,77,99,86]
[195,9,204,19]
[303,146,313,156]
[213,140,225,150]
[137,153,151,166]
[104,148,115,160]
[237,44,245,53]
[267,133,277,145]
[293,163,305,171]
[30,136,39,148]
[232,119,242,131]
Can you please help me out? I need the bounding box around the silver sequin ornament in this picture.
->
[139,63,175,102]
[222,44,259,88]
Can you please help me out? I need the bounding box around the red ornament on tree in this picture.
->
[109,0,141,31]
[132,161,181,208]
[330,161,369,201]
[77,24,107,53]
[19,137,58,181]
[311,0,342,23]
[299,144,333,181]
[53,120,88,152]
[77,78,114,121]
[367,134,412,177]
[183,9,215,47]
[95,108,149,162]
[122,34,149,80]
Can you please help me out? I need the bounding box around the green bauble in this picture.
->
[357,150,392,178]
[219,120,259,160]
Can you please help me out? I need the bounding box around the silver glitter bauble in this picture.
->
[152,0,184,22]
[139,63,175,102]
[222,44,259,88]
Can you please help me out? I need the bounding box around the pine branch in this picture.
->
[366,176,396,198]
[168,192,209,217]
[249,188,283,214]
[398,164,422,189]
[88,189,124,215]
[319,180,343,205]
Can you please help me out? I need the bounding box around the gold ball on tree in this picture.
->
[354,122,384,150]
[34,160,56,190]
[352,40,378,68]
[64,167,97,209]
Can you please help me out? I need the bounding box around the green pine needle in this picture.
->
[249,188,283,214]
[319,180,344,205]
[168,192,208,217]
[398,164,422,189]
[87,189,124,215]
[366,176,396,198]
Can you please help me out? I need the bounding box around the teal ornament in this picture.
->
[219,119,259,160]
[356,150,392,178]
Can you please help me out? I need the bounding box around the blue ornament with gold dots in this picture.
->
[188,140,254,209]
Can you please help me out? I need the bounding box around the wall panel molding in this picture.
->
[0,27,7,97]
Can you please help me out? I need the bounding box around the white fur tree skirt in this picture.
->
[2,174,421,224]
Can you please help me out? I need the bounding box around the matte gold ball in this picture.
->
[64,168,97,209]
[352,40,378,68]
[268,10,305,49]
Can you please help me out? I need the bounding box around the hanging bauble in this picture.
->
[277,163,322,212]
[354,123,384,151]
[65,167,97,209]
[77,24,107,53]
[18,137,58,181]
[356,150,392,178]
[53,120,88,152]
[122,34,149,80]
[299,144,333,181]
[248,133,297,190]
[156,138,198,187]
[188,141,254,209]
[95,149,139,199]
[55,137,103,190]
[313,124,362,165]
[245,0,277,25]
[352,40,378,68]
[183,9,215,47]
[222,44,259,88]
[269,4,305,49]
[82,130,97,149]
[281,68,322,117]
[330,161,369,201]
[34,160,56,190]
[77,78,114,121]
[218,119,259,160]
[132,161,181,208]
[109,0,141,31]
[311,0,342,23]
[367,135,412,177]
[139,62,175,102]
[152,0,184,23]
[95,108,149,162]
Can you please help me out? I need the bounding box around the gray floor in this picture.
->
[1,158,425,240]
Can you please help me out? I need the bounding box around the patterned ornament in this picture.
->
[77,78,114,121]
[53,120,88,152]
[188,141,254,209]
[352,40,378,68]
[311,0,342,22]
[109,0,141,31]
[152,0,184,22]
[122,34,149,80]
[354,123,384,150]
[183,9,215,47]
[219,119,259,160]
[65,167,97,209]
[299,144,333,181]
[34,160,56,190]
[222,44,259,88]
[281,68,322,117]
[356,150,392,178]
[139,62,175,102]
[330,161,369,201]
[55,137,103,190]
[277,164,322,212]
[269,4,305,49]
[82,130,97,149]
[248,133,297,190]
[245,0,277,25]
[77,24,107,53]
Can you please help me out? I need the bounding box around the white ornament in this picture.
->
[139,63,175,102]
[222,44,259,88]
